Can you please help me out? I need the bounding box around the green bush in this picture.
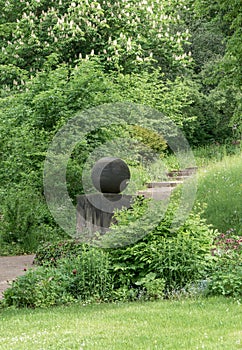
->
[3,247,113,308]
[34,235,167,304]
[0,187,67,254]
[206,258,242,298]
[206,230,242,298]
[128,125,167,159]
[34,236,167,303]
[3,267,74,308]
[34,240,86,266]
[107,199,217,293]
[135,273,166,301]
[5,192,236,308]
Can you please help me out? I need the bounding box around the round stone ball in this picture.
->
[91,157,130,193]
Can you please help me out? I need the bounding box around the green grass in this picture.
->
[145,145,241,233]
[145,143,241,180]
[193,143,241,167]
[0,298,241,349]
[195,153,242,233]
[143,144,241,234]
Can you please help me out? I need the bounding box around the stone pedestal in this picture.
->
[76,194,134,234]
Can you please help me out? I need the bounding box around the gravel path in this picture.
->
[0,255,35,299]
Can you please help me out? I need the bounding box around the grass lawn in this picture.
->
[0,297,241,349]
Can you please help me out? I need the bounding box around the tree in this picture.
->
[0,0,192,86]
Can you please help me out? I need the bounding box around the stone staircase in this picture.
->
[138,167,197,200]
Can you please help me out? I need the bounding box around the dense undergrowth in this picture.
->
[2,182,241,308]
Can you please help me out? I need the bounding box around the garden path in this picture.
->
[0,255,35,299]
[138,167,197,200]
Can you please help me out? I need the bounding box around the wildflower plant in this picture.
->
[212,228,242,257]
[207,229,242,298]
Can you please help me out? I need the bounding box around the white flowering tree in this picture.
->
[0,0,192,85]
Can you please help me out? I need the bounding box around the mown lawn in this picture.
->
[0,297,241,349]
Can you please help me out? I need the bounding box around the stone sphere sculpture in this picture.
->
[91,157,130,194]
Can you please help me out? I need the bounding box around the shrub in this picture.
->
[34,233,167,304]
[0,187,43,252]
[3,247,113,308]
[34,239,86,266]
[3,267,74,308]
[59,249,113,302]
[3,191,224,308]
[107,199,217,294]
[0,186,67,254]
[128,125,167,160]
[206,229,242,298]
[111,273,166,302]
[206,259,242,298]
[135,273,166,301]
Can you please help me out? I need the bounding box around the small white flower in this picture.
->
[136,55,143,61]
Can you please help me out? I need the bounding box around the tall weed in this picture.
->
[195,153,242,233]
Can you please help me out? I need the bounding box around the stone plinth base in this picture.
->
[76,194,134,235]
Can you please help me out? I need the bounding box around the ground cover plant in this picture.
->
[0,297,241,350]
[3,246,113,308]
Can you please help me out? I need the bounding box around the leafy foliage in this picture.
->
[193,0,242,135]
[0,186,66,253]
[0,57,204,255]
[107,198,217,293]
[34,239,87,266]
[0,0,241,310]
[195,153,242,233]
[3,246,113,308]
[206,229,242,298]
[0,0,191,82]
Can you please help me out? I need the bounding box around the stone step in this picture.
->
[146,181,183,188]
[138,187,174,200]
[166,175,191,181]
[166,167,198,177]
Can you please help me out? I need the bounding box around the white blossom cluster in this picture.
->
[1,0,192,83]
